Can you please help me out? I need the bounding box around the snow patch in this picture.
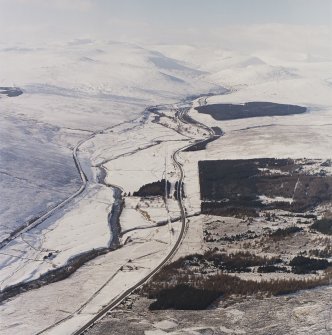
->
[153,319,178,330]
[259,195,293,205]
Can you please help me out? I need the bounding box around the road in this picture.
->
[70,98,216,335]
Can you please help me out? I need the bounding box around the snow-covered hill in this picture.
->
[0,40,218,239]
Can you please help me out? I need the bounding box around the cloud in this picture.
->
[9,0,94,11]
[152,23,332,59]
[0,0,330,62]
[215,24,332,56]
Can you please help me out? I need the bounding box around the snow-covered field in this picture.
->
[190,52,332,158]
[0,183,113,290]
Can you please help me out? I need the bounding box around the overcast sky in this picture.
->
[0,0,331,51]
